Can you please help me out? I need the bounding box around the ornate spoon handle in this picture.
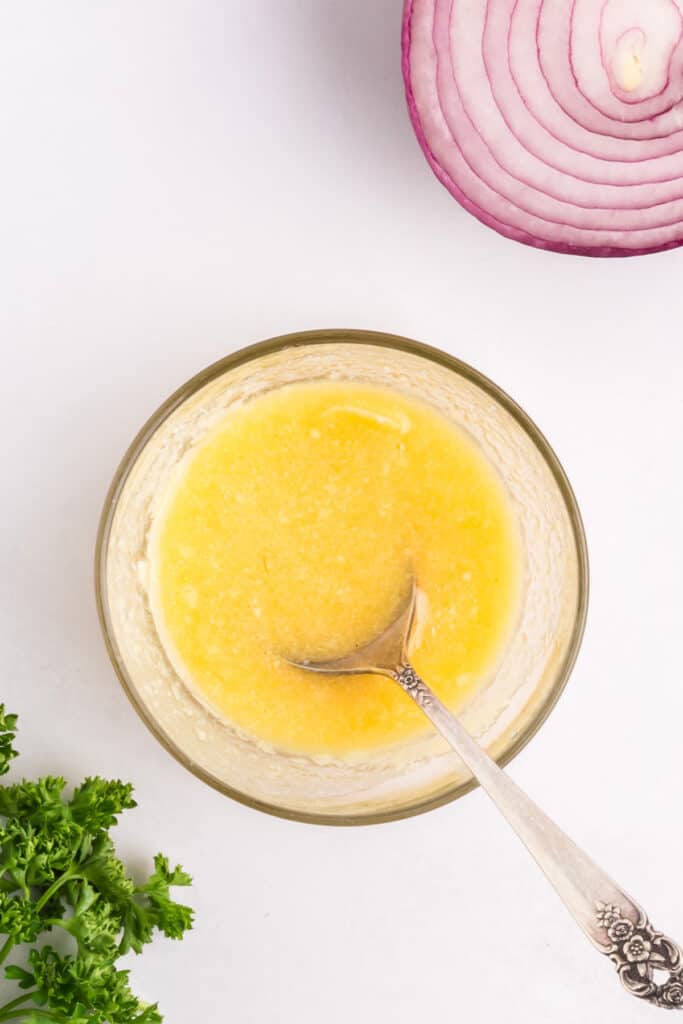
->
[395,664,683,1009]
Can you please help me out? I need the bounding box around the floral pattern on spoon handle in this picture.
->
[596,903,683,1008]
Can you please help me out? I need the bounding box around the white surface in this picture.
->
[1,3,682,1022]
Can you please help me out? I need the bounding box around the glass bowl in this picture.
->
[95,330,588,825]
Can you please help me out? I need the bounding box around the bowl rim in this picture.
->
[95,328,589,826]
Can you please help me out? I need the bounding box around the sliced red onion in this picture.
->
[402,0,683,255]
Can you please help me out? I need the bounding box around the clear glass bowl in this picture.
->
[96,330,588,825]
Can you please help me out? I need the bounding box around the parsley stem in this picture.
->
[0,1012,63,1023]
[34,868,76,913]
[0,937,14,966]
[0,993,35,1014]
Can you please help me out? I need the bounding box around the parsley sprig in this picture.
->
[0,706,193,1023]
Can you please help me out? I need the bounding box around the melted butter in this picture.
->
[152,382,521,755]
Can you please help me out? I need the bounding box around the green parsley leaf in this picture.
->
[136,855,194,941]
[0,708,18,778]
[0,708,194,1022]
[69,779,136,834]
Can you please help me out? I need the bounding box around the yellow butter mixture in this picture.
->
[151,382,521,755]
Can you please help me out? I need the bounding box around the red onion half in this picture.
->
[402,0,683,256]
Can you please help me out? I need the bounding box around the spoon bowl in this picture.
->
[287,584,417,678]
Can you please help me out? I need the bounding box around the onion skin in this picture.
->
[402,0,683,256]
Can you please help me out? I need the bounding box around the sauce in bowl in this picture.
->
[152,381,520,755]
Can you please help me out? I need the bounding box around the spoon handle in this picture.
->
[395,664,683,1009]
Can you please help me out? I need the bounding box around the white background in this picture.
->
[1,3,682,1022]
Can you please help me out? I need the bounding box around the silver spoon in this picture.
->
[290,583,683,1009]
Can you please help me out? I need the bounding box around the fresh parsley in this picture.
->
[0,706,193,1023]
